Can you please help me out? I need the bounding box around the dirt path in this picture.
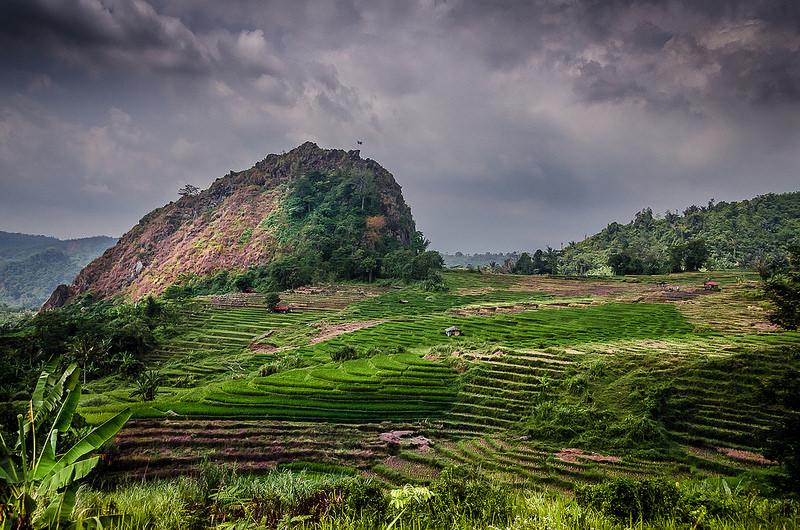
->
[309,320,386,344]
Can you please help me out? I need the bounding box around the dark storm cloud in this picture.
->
[0,0,210,74]
[0,0,798,251]
[443,0,800,113]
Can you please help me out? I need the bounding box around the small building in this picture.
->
[445,326,462,337]
[272,305,291,314]
[703,281,720,291]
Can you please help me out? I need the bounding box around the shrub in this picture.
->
[258,355,306,377]
[575,478,681,521]
[330,344,360,362]
[264,291,281,310]
[131,370,164,401]
[364,346,383,357]
[427,466,513,526]
[342,477,387,519]
[527,401,602,442]
[422,271,448,292]
[609,414,669,446]
[211,470,349,527]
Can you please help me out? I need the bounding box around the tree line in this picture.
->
[558,192,800,275]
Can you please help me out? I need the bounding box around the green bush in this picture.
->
[211,470,350,527]
[130,370,164,401]
[609,414,669,445]
[263,291,281,310]
[415,466,513,527]
[330,344,360,362]
[259,354,306,377]
[575,478,681,521]
[342,477,387,519]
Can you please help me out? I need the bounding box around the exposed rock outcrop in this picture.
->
[41,284,73,311]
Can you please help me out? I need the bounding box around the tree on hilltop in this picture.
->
[178,184,200,197]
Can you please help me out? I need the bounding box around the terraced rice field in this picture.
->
[85,270,800,490]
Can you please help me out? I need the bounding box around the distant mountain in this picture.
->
[0,232,116,308]
[50,142,418,305]
[559,191,800,275]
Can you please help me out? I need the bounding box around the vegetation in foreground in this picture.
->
[62,466,800,529]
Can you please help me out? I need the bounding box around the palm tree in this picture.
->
[68,335,110,385]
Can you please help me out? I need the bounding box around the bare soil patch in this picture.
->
[556,448,621,464]
[309,320,385,344]
[379,430,432,451]
[752,321,780,331]
[510,276,634,298]
[456,287,497,295]
[450,302,538,317]
[716,447,774,465]
[247,343,286,354]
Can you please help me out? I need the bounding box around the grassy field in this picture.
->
[81,270,800,497]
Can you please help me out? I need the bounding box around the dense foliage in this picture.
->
[54,469,800,529]
[575,478,681,521]
[0,364,130,529]
[0,297,173,435]
[511,249,559,275]
[68,465,514,529]
[764,244,800,330]
[576,477,797,526]
[558,192,800,275]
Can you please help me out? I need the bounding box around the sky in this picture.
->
[1,0,798,253]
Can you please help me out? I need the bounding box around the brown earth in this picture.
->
[716,447,774,465]
[310,320,386,344]
[555,448,622,464]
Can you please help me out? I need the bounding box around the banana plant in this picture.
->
[0,363,131,529]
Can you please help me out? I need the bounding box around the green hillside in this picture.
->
[0,231,116,308]
[559,192,800,275]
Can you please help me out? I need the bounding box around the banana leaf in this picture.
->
[39,485,77,528]
[37,457,99,497]
[49,409,131,474]
[35,387,82,480]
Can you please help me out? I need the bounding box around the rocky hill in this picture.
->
[0,232,116,308]
[48,143,417,306]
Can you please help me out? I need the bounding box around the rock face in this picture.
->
[56,142,416,305]
[41,284,73,311]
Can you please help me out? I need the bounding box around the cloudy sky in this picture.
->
[1,0,798,252]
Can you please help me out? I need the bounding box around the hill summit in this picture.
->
[47,142,418,306]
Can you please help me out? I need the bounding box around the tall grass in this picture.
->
[74,476,206,529]
[69,466,799,530]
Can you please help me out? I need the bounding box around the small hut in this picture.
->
[272,305,291,314]
[703,281,720,291]
[444,326,462,337]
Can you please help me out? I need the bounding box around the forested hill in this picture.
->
[0,232,116,308]
[559,191,800,275]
